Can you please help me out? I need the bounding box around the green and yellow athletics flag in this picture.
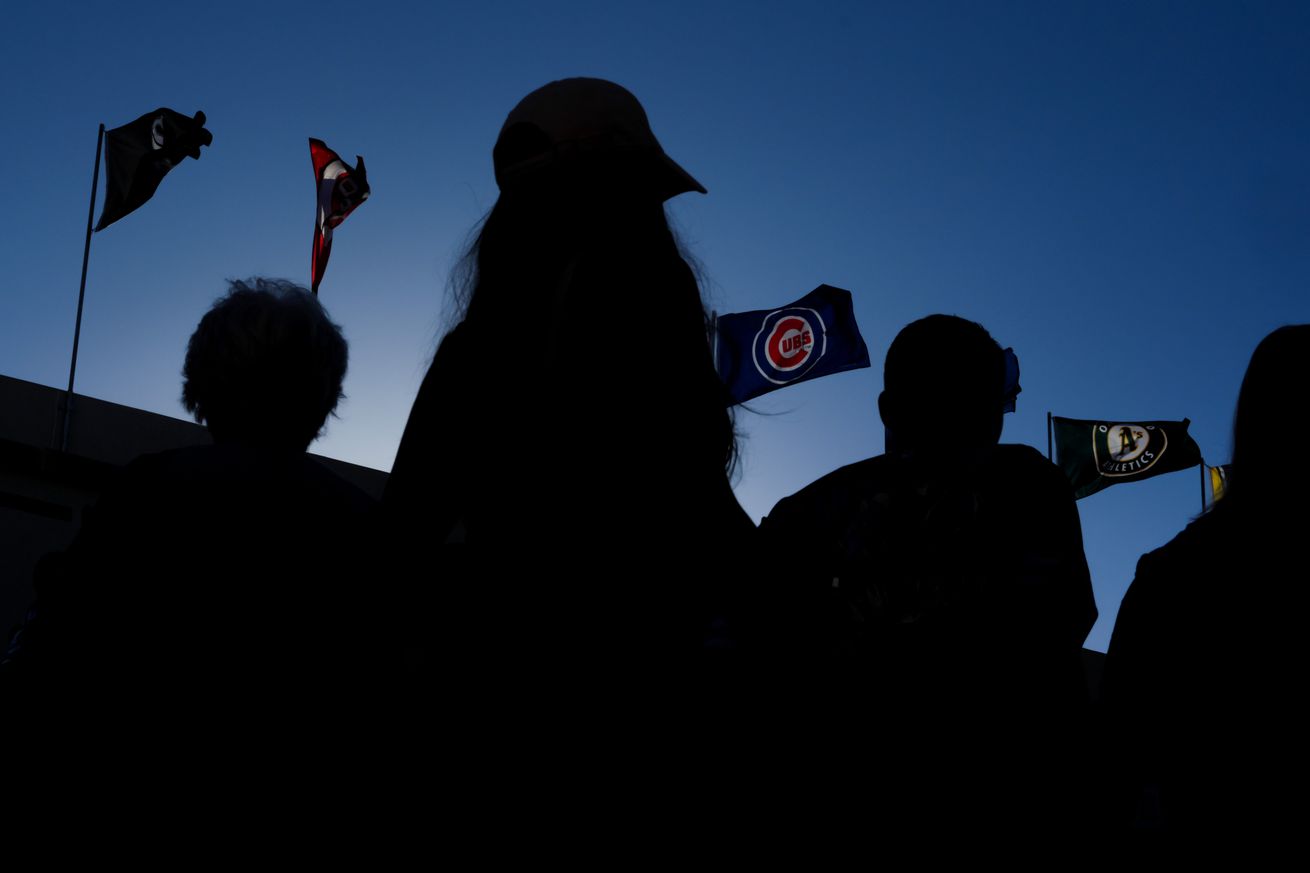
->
[1052,417,1203,500]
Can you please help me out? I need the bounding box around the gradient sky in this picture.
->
[3,1,1307,651]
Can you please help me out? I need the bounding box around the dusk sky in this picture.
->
[3,1,1307,651]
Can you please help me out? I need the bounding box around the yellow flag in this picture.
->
[1209,464,1231,504]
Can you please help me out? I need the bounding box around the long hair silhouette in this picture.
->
[385,79,750,665]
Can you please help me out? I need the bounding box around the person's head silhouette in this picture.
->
[448,77,734,475]
[182,278,347,452]
[1230,324,1310,509]
[878,315,1008,456]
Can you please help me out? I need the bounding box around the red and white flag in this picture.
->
[310,138,369,294]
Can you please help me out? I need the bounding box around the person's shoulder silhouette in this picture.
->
[752,315,1096,836]
[384,79,752,673]
[4,279,377,696]
[759,315,1095,697]
[1103,324,1310,834]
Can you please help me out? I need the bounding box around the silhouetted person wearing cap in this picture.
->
[1102,325,1310,837]
[756,315,1096,832]
[3,279,379,706]
[383,79,752,758]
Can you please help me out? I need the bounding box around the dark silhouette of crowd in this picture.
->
[3,78,1304,842]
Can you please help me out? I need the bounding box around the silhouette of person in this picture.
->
[755,314,1097,831]
[1102,324,1310,835]
[3,279,379,703]
[383,79,753,713]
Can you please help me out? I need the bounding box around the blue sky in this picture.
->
[3,1,1307,650]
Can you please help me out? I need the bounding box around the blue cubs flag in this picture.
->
[715,285,870,404]
[310,138,370,294]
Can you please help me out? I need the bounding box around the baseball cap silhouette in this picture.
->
[492,77,707,201]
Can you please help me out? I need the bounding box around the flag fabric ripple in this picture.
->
[95,108,212,232]
[715,285,870,405]
[309,138,369,294]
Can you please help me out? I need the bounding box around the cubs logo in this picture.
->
[752,307,827,385]
[1093,423,1169,477]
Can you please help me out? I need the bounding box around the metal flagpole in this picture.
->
[1046,411,1053,462]
[62,123,105,453]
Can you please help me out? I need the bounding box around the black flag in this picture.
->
[94,108,212,231]
[1052,416,1204,500]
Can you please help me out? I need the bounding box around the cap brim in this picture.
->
[659,153,707,201]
